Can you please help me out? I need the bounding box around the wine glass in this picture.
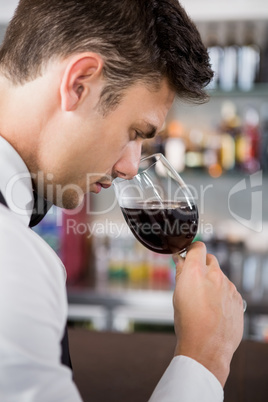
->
[113,153,247,312]
[113,153,198,255]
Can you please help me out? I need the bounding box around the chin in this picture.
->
[55,190,84,210]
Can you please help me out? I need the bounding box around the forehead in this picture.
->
[114,79,175,129]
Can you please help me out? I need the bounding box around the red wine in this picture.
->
[121,201,198,254]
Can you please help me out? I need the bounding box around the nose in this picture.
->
[113,141,142,180]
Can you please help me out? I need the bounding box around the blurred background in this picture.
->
[1,0,268,341]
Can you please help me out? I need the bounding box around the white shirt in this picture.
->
[0,136,223,401]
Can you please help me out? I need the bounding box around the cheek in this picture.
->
[96,135,128,166]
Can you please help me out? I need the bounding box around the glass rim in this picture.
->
[139,152,162,164]
[113,153,178,185]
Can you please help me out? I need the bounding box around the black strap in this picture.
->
[0,191,8,208]
[0,191,72,370]
[29,190,53,228]
[61,323,72,369]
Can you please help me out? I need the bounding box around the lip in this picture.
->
[98,182,112,189]
[92,182,112,193]
[93,183,102,194]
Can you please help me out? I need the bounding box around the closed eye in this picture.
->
[134,127,157,140]
[134,130,144,140]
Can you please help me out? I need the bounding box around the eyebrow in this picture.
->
[141,121,157,139]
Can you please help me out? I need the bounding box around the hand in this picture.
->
[173,241,244,387]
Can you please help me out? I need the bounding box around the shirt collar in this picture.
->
[0,136,34,226]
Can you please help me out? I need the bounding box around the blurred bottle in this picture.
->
[125,243,149,282]
[236,107,260,173]
[219,25,238,91]
[260,256,268,302]
[108,237,128,280]
[165,120,186,173]
[220,133,236,171]
[207,46,223,90]
[93,235,109,285]
[219,101,240,171]
[185,128,205,169]
[260,103,268,172]
[202,130,222,178]
[148,253,171,285]
[237,24,260,91]
[259,29,268,83]
[228,241,246,293]
[242,253,262,302]
[206,27,223,90]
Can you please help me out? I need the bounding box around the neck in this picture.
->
[0,72,58,176]
[0,75,34,165]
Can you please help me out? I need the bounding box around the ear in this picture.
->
[60,53,104,111]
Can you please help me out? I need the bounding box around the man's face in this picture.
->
[38,79,175,208]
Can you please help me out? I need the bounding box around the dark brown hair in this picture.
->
[0,0,213,110]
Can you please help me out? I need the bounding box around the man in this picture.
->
[0,0,244,401]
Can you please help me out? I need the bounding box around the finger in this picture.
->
[231,286,245,313]
[173,253,185,276]
[184,241,207,268]
[206,253,220,268]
